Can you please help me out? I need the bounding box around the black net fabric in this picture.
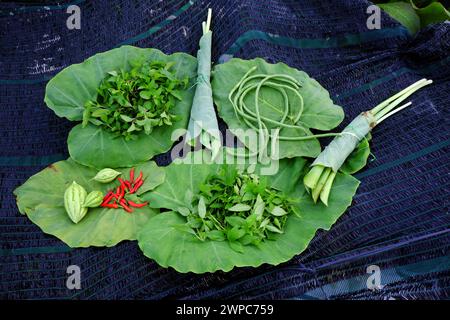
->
[1,0,449,299]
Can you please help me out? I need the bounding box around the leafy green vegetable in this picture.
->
[212,58,344,159]
[45,46,197,168]
[183,166,298,251]
[83,60,187,141]
[138,150,360,273]
[14,159,164,247]
[187,8,221,159]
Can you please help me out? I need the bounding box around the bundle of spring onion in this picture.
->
[187,8,221,159]
[304,78,433,205]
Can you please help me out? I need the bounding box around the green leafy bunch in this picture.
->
[82,60,188,140]
[181,167,300,253]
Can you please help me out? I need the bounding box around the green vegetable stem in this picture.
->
[304,78,433,205]
[187,8,221,159]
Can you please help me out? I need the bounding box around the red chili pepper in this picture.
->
[129,179,144,194]
[128,200,149,208]
[119,199,133,213]
[102,191,113,200]
[102,192,114,205]
[124,180,131,190]
[115,186,121,196]
[135,171,143,184]
[118,185,125,201]
[118,178,127,190]
[104,191,113,198]
[135,179,144,190]
[130,168,135,184]
[130,180,140,192]
[101,203,118,209]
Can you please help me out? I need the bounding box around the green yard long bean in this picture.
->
[228,67,339,159]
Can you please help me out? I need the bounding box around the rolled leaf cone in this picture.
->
[306,78,432,205]
[187,22,221,158]
[305,111,376,205]
[311,112,376,172]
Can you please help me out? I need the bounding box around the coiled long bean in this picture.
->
[227,67,338,159]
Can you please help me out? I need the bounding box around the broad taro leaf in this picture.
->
[211,58,344,159]
[14,158,164,247]
[45,45,197,169]
[138,150,359,273]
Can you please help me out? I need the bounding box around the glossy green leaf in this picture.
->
[14,158,164,247]
[339,137,371,174]
[198,196,207,218]
[378,2,421,34]
[414,1,450,27]
[228,203,252,212]
[45,46,197,168]
[211,58,344,159]
[271,206,288,216]
[374,1,449,31]
[138,151,359,273]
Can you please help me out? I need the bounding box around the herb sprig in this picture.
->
[82,60,188,140]
[180,167,300,253]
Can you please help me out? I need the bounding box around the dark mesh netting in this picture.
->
[1,0,449,299]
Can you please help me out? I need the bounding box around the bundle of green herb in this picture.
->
[304,78,433,205]
[183,167,298,253]
[187,8,221,159]
[82,60,188,140]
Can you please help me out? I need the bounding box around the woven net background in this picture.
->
[0,0,449,299]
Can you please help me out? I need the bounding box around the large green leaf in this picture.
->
[374,1,449,31]
[14,159,164,247]
[45,46,197,168]
[340,135,372,175]
[414,1,450,27]
[138,151,359,273]
[211,58,344,159]
[378,2,421,34]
